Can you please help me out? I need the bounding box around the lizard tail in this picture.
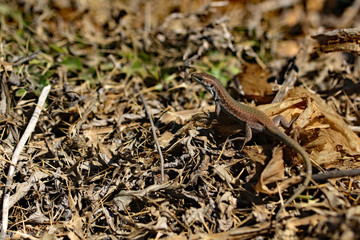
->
[266,127,312,220]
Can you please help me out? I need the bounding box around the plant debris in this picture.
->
[1,0,360,239]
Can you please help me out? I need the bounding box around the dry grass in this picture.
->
[1,0,360,239]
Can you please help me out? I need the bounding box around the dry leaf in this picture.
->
[9,172,49,208]
[184,204,210,227]
[254,147,285,194]
[234,64,274,103]
[113,183,172,211]
[28,203,50,223]
[243,146,268,165]
[322,185,350,209]
[161,108,207,125]
[158,131,176,148]
[274,40,300,57]
[252,204,270,223]
[258,87,360,168]
[214,164,235,185]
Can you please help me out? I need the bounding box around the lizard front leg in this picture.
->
[208,99,222,123]
[240,122,265,151]
[240,123,252,151]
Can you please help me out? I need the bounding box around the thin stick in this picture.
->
[312,169,360,182]
[0,85,51,240]
[139,92,165,183]
[11,50,40,66]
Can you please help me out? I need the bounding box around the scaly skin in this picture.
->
[191,72,312,219]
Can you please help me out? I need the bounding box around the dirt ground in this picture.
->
[1,0,360,239]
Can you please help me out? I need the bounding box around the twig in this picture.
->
[139,92,165,183]
[272,60,298,103]
[11,50,40,66]
[0,85,51,240]
[287,169,360,184]
[312,169,360,182]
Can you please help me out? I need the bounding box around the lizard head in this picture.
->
[191,72,217,98]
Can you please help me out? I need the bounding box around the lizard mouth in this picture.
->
[191,74,205,86]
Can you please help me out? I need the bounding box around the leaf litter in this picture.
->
[1,0,360,239]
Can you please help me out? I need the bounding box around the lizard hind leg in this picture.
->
[272,115,294,129]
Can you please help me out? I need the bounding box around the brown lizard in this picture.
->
[191,72,312,219]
